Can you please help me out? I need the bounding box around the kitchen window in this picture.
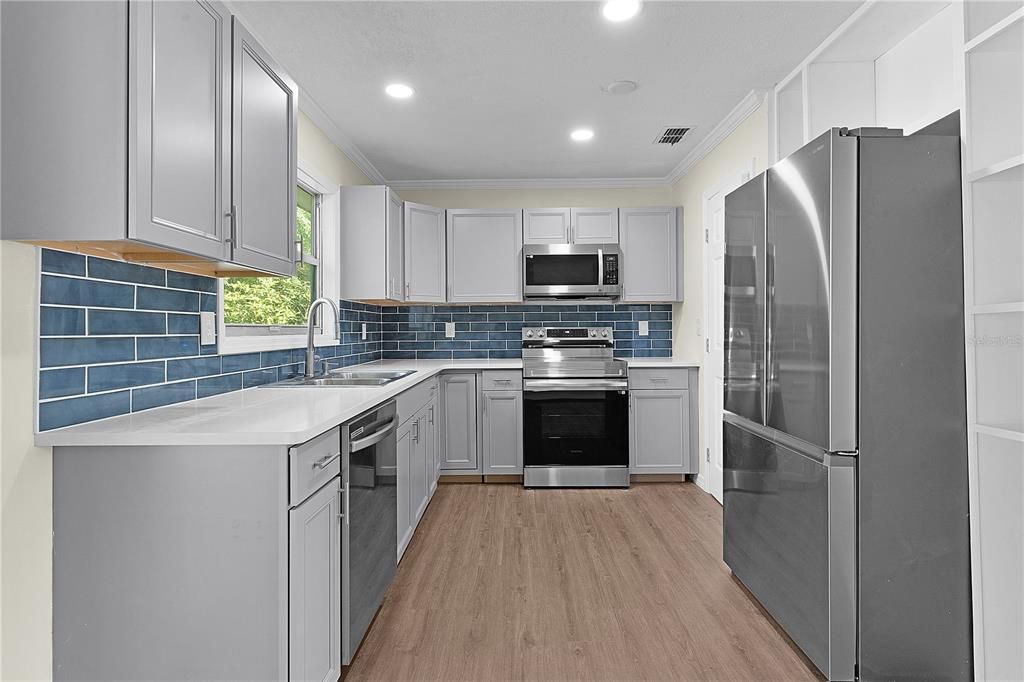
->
[219,166,340,354]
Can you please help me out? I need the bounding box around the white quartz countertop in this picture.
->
[35,357,699,448]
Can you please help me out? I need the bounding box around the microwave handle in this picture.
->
[598,247,604,285]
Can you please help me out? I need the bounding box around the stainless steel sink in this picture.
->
[268,369,416,388]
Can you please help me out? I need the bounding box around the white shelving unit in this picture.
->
[961,2,1024,680]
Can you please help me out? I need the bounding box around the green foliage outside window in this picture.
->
[224,186,317,326]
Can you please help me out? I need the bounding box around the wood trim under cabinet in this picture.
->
[27,240,273,278]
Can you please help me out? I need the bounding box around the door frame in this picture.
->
[699,158,756,502]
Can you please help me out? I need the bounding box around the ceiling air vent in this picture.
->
[654,127,691,145]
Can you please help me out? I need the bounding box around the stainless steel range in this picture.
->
[522,327,629,488]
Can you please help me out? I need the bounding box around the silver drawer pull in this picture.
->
[649,377,669,382]
[494,378,513,384]
[313,452,341,470]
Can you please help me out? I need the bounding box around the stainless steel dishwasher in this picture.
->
[341,400,398,665]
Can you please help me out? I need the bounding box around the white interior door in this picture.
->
[704,191,727,504]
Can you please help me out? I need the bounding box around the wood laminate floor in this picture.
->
[345,483,821,682]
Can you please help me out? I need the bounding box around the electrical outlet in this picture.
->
[638,320,649,336]
[445,322,456,339]
[361,323,367,340]
[200,311,216,346]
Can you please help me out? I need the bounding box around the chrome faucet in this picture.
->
[304,297,341,378]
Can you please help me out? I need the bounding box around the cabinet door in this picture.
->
[411,414,430,524]
[404,202,446,302]
[386,190,405,301]
[289,479,341,682]
[230,19,298,275]
[619,207,680,301]
[482,391,523,474]
[441,373,479,470]
[571,208,619,244]
[524,208,571,244]
[629,390,690,473]
[396,421,414,560]
[427,398,440,497]
[447,209,523,303]
[130,0,231,261]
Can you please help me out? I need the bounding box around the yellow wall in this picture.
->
[669,98,773,485]
[397,186,674,209]
[0,113,370,680]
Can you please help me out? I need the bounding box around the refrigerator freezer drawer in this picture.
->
[723,418,855,681]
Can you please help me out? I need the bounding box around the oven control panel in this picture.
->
[522,327,613,341]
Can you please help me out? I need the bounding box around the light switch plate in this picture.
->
[361,323,367,340]
[638,320,649,337]
[200,311,216,346]
[445,322,456,339]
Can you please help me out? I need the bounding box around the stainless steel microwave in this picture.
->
[522,243,621,299]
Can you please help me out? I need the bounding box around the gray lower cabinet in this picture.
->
[396,383,441,561]
[629,390,700,474]
[481,390,523,474]
[440,373,480,471]
[289,478,342,682]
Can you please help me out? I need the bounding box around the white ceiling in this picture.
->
[231,1,861,185]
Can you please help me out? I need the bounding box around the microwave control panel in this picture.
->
[603,254,619,285]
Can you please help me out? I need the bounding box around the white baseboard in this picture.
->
[695,473,709,493]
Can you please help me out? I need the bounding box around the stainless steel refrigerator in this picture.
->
[723,125,972,681]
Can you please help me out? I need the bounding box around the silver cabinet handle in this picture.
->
[337,480,349,524]
[225,204,237,247]
[429,405,435,425]
[412,420,419,443]
[405,282,411,299]
[313,452,341,469]
[344,479,349,526]
[294,238,303,264]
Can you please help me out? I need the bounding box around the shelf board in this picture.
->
[967,155,1024,182]
[972,302,1024,315]
[973,423,1024,443]
[965,8,1024,53]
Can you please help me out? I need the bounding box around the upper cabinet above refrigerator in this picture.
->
[524,208,619,245]
[1,0,298,278]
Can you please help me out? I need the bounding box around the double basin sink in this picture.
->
[270,369,416,388]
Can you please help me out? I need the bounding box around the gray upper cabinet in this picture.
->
[619,207,682,302]
[289,477,342,682]
[129,0,232,261]
[524,208,618,245]
[523,208,571,244]
[571,208,619,244]
[229,18,297,276]
[481,391,523,474]
[340,186,405,301]
[404,202,447,303]
[440,373,479,471]
[447,209,523,303]
[1,1,297,277]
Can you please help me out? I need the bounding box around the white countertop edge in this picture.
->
[35,357,700,448]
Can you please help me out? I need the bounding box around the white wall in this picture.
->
[669,98,773,488]
[874,4,960,134]
[0,113,371,680]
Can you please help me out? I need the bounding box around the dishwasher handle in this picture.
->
[349,417,398,452]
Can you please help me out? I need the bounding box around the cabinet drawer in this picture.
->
[289,427,341,506]
[628,368,689,391]
[481,370,522,391]
[397,377,438,425]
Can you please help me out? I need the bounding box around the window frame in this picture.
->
[217,164,340,355]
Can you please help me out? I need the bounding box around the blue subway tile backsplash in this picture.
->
[37,248,672,430]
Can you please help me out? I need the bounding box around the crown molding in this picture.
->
[297,88,387,185]
[664,88,768,186]
[388,176,671,191]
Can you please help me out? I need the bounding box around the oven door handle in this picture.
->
[524,379,628,392]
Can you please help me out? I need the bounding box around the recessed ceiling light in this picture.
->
[603,80,638,95]
[385,83,414,99]
[571,128,595,142]
[602,0,641,22]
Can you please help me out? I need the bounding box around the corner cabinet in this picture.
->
[619,207,682,302]
[524,208,618,244]
[404,202,447,303]
[339,186,405,301]
[447,209,523,303]
[1,1,297,277]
